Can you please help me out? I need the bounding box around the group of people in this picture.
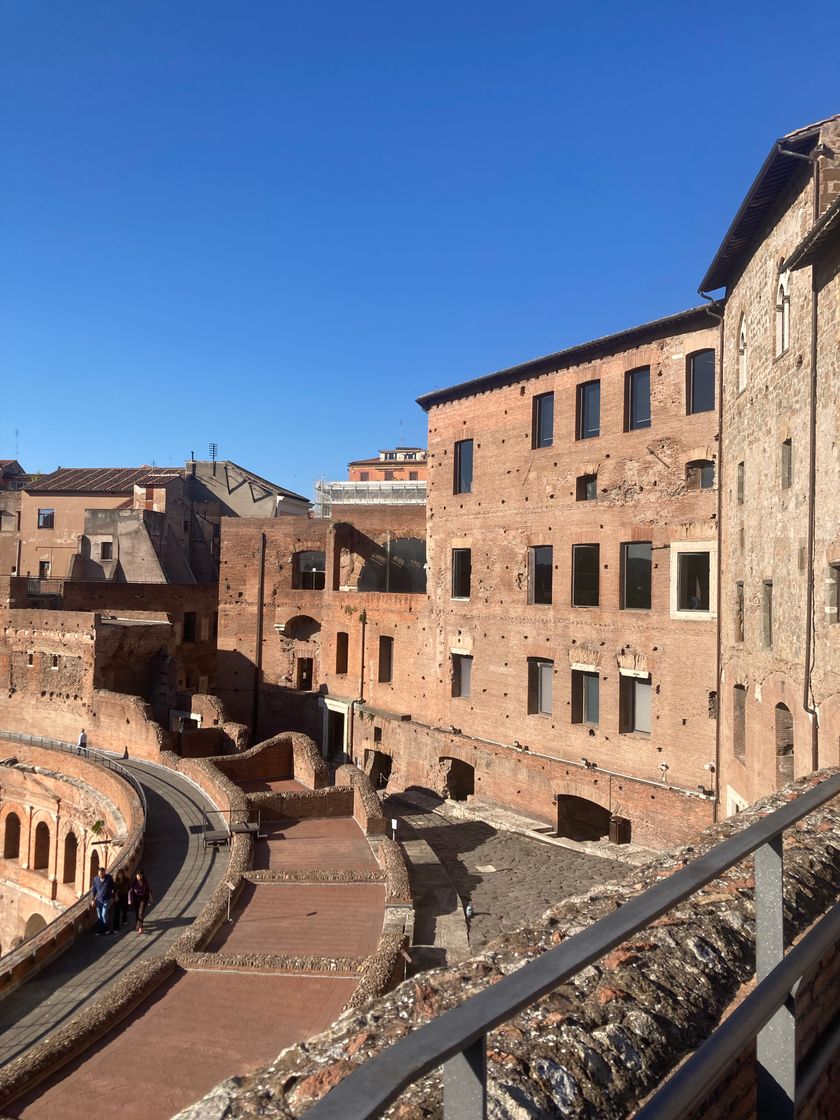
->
[91,866,153,936]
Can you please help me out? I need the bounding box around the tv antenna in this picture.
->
[209,441,218,476]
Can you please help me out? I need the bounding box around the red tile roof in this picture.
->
[26,467,183,494]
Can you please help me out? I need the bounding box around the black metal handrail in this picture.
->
[304,771,840,1120]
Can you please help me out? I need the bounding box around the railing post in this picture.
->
[444,1037,487,1120]
[755,835,795,1119]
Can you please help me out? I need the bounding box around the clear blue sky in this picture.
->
[2,2,838,496]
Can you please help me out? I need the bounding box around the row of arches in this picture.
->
[2,810,99,888]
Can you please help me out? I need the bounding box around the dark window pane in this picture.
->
[528,659,553,715]
[577,380,600,439]
[583,672,599,725]
[532,392,554,449]
[378,636,393,683]
[689,350,715,414]
[452,654,472,698]
[678,552,710,610]
[622,542,652,609]
[454,440,473,494]
[452,549,471,599]
[627,367,651,430]
[576,474,597,501]
[572,544,600,606]
[530,545,553,604]
[700,462,715,488]
[336,632,349,674]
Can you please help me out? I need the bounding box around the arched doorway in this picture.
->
[775,703,794,787]
[24,913,47,940]
[89,849,100,884]
[63,832,78,884]
[3,812,21,859]
[33,822,51,872]
[556,795,611,841]
[440,757,474,801]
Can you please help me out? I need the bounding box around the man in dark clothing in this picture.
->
[91,866,115,935]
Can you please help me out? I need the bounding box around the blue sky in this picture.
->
[2,1,838,496]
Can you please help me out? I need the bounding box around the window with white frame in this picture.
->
[670,541,716,619]
[619,673,651,735]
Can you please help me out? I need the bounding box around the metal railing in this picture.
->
[304,772,840,1120]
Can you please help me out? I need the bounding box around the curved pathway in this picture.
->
[0,759,227,1068]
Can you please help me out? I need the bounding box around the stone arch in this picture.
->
[63,831,78,884]
[3,810,22,860]
[775,703,794,787]
[89,848,100,883]
[24,913,47,940]
[438,756,474,801]
[551,775,613,841]
[282,615,321,642]
[32,821,51,872]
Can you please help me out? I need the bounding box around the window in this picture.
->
[293,550,326,590]
[451,549,471,599]
[737,461,745,504]
[183,611,197,643]
[775,271,790,356]
[378,636,393,683]
[384,470,394,481]
[781,439,792,490]
[528,545,553,605]
[454,439,473,494]
[452,653,472,698]
[572,544,599,607]
[625,367,651,431]
[686,460,715,490]
[733,684,747,763]
[677,552,710,611]
[775,703,794,786]
[27,652,34,667]
[576,380,600,439]
[621,542,652,610]
[763,581,773,648]
[37,508,55,530]
[527,658,553,715]
[39,560,51,579]
[100,541,113,561]
[359,471,369,481]
[738,315,748,392]
[409,471,418,481]
[51,654,58,669]
[829,564,840,624]
[532,392,554,449]
[687,350,715,414]
[335,632,349,675]
[736,581,744,642]
[620,674,652,735]
[576,473,597,501]
[571,670,600,726]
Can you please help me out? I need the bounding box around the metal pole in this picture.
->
[755,836,795,1118]
[444,1037,487,1120]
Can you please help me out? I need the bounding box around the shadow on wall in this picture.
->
[336,529,426,594]
[216,648,324,745]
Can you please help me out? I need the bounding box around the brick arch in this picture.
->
[2,805,24,860]
[550,775,612,813]
[32,820,52,872]
[62,830,79,885]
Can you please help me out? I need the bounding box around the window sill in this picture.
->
[620,730,651,739]
[671,608,715,622]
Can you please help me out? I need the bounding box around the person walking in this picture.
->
[91,866,115,935]
[77,728,87,756]
[112,869,130,932]
[129,870,153,934]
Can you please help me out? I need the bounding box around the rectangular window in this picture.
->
[454,439,473,494]
[829,564,840,624]
[335,631,349,675]
[625,367,651,431]
[39,560,51,579]
[532,392,554,449]
[378,636,394,683]
[737,461,745,504]
[572,544,599,607]
[183,611,197,643]
[527,658,553,716]
[576,473,597,501]
[359,471,369,481]
[620,675,652,735]
[733,685,747,763]
[576,380,600,439]
[409,471,418,481]
[736,581,744,642]
[678,552,710,611]
[571,670,600,726]
[27,652,34,667]
[37,508,55,530]
[451,548,472,599]
[528,545,553,605]
[687,350,716,414]
[621,542,652,610]
[452,653,472,698]
[781,439,792,489]
[100,541,113,561]
[763,581,773,648]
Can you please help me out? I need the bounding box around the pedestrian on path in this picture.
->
[77,728,87,756]
[91,866,115,935]
[129,870,153,934]
[112,869,130,932]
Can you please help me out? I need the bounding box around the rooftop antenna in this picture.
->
[15,428,19,459]
[209,441,218,477]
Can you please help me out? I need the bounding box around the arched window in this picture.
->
[686,459,715,490]
[90,849,100,884]
[63,832,78,884]
[738,315,748,392]
[775,271,790,356]
[775,703,794,787]
[3,812,21,860]
[33,822,51,871]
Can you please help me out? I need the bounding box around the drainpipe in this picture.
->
[251,531,266,741]
[349,610,367,764]
[698,293,724,821]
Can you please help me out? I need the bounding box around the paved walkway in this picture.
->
[0,759,226,1068]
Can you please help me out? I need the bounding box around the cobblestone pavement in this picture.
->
[386,795,629,951]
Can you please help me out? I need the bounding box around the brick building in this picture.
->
[709,115,840,812]
[0,461,28,578]
[347,448,428,482]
